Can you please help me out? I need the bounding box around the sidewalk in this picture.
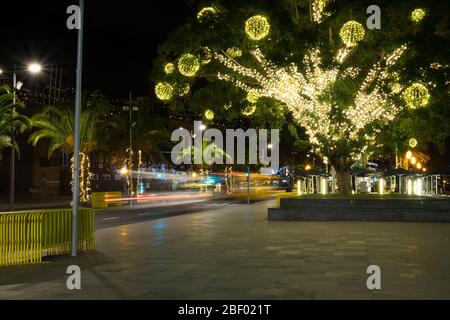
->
[1,201,450,300]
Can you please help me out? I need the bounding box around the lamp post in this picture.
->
[0,63,42,211]
[72,0,84,257]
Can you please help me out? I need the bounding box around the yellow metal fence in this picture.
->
[0,209,95,267]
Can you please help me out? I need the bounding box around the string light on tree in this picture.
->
[403,83,430,109]
[312,0,329,23]
[339,21,365,47]
[178,53,201,77]
[155,82,174,101]
[242,105,257,116]
[411,8,426,23]
[227,47,243,58]
[205,109,215,120]
[409,138,418,148]
[164,63,175,74]
[178,83,190,97]
[246,91,260,103]
[197,7,218,25]
[245,15,270,41]
[200,47,212,65]
[223,103,232,110]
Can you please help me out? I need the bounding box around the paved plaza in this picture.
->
[1,201,450,300]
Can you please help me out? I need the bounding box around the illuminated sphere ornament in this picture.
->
[242,105,257,117]
[164,63,175,75]
[205,109,215,121]
[224,103,232,111]
[403,83,430,109]
[197,7,218,25]
[178,54,201,77]
[178,84,190,97]
[227,47,243,58]
[155,82,174,101]
[200,47,212,65]
[246,91,260,103]
[409,138,418,149]
[391,83,402,94]
[411,9,426,23]
[339,21,365,47]
[245,16,270,41]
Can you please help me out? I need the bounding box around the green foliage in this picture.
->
[0,85,30,155]
[153,0,450,164]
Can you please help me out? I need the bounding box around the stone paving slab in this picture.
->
[1,201,450,300]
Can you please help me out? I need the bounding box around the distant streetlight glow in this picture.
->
[406,151,413,160]
[120,166,129,176]
[411,157,417,165]
[28,63,42,74]
[305,165,312,171]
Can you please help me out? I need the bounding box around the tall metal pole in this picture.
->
[9,68,17,212]
[128,92,134,203]
[72,0,84,257]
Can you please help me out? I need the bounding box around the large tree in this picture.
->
[153,0,449,194]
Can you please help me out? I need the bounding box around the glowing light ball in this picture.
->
[178,84,190,97]
[178,54,201,77]
[227,47,242,58]
[200,47,212,65]
[339,21,365,47]
[164,63,175,74]
[205,109,215,121]
[403,83,430,109]
[242,105,257,116]
[245,16,270,41]
[409,138,418,148]
[155,82,174,101]
[197,7,218,25]
[391,83,402,94]
[246,91,260,103]
[411,8,426,23]
[223,103,232,110]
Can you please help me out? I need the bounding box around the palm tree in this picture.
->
[29,105,103,205]
[0,85,29,153]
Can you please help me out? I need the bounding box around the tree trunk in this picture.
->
[335,168,352,196]
[331,156,353,196]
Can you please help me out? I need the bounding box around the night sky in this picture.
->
[0,0,194,98]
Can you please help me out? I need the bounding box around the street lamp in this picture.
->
[1,63,43,211]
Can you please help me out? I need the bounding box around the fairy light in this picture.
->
[312,0,329,23]
[411,8,426,23]
[226,47,243,58]
[197,7,218,24]
[339,21,365,47]
[205,109,215,120]
[246,91,260,103]
[409,138,418,148]
[224,103,232,110]
[201,47,212,65]
[245,16,270,41]
[164,63,175,74]
[178,83,190,97]
[403,83,430,109]
[155,82,174,101]
[215,42,408,166]
[178,53,201,77]
[242,105,257,116]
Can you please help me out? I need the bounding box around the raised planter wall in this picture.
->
[268,198,450,222]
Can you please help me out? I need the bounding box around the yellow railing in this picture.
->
[0,209,95,267]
